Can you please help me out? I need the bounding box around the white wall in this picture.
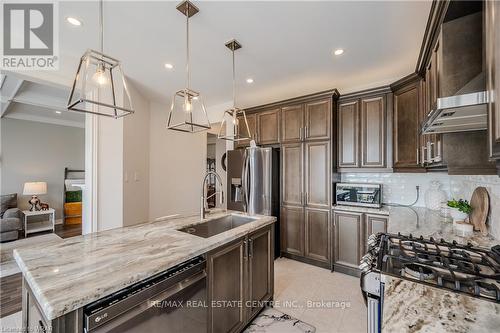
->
[149,102,207,219]
[123,84,150,226]
[0,118,84,220]
[341,172,500,239]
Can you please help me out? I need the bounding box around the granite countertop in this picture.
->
[332,204,390,216]
[13,210,276,320]
[387,206,498,248]
[383,206,500,332]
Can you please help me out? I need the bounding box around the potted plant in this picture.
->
[447,199,473,221]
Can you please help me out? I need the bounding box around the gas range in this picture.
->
[360,232,500,333]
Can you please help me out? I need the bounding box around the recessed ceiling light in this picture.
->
[55,111,62,114]
[334,49,344,56]
[66,17,82,26]
[246,78,254,84]
[164,63,174,70]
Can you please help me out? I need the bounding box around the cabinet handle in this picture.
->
[416,148,419,165]
[305,126,308,139]
[305,192,308,205]
[243,240,248,260]
[299,127,303,141]
[249,239,254,258]
[421,146,427,165]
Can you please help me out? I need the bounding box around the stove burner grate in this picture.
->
[403,263,435,281]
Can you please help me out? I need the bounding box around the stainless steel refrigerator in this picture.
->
[227,147,280,257]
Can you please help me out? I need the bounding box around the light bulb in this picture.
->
[183,97,192,113]
[92,63,109,86]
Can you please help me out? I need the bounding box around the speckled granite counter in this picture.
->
[13,210,276,320]
[388,206,498,248]
[383,206,500,333]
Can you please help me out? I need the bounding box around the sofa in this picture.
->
[1,194,22,242]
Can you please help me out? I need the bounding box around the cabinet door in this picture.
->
[305,99,331,140]
[281,206,304,256]
[305,141,330,209]
[361,96,386,167]
[333,211,363,269]
[248,226,273,319]
[281,143,303,206]
[486,0,500,159]
[257,109,280,144]
[236,113,257,148]
[338,101,359,167]
[208,238,246,333]
[393,84,421,169]
[364,214,388,249]
[305,208,330,263]
[281,104,304,143]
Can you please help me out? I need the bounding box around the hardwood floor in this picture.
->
[0,224,82,319]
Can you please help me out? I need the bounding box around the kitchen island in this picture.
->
[14,210,276,332]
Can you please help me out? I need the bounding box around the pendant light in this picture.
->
[167,0,211,133]
[217,39,251,141]
[67,0,134,118]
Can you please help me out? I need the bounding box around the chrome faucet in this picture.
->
[201,171,224,219]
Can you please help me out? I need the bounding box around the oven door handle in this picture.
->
[87,271,207,332]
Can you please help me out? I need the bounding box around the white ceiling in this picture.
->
[19,0,432,109]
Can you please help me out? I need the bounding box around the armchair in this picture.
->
[1,194,22,242]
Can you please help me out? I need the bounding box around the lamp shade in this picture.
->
[23,182,47,195]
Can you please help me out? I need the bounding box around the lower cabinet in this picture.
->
[332,210,388,276]
[281,206,330,266]
[207,225,274,333]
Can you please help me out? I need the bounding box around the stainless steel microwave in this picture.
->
[335,183,382,208]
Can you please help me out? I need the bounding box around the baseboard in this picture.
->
[333,264,361,277]
[280,252,331,270]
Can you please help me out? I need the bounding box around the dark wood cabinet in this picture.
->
[257,109,280,144]
[364,214,388,247]
[281,206,304,256]
[208,225,274,333]
[281,104,304,142]
[208,238,247,333]
[235,113,257,148]
[305,141,330,209]
[338,100,359,167]
[486,0,500,162]
[360,96,386,167]
[333,211,363,270]
[305,99,331,140]
[305,208,330,263]
[392,76,425,172]
[247,227,274,319]
[337,88,391,171]
[281,143,303,206]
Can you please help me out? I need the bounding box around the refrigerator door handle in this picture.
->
[241,149,249,212]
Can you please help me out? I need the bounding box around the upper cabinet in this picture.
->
[257,109,280,145]
[281,104,304,142]
[305,99,331,140]
[281,98,333,143]
[392,75,425,172]
[337,87,392,171]
[486,0,500,164]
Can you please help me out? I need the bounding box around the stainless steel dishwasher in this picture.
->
[83,256,207,333]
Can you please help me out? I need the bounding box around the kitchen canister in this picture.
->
[425,180,447,211]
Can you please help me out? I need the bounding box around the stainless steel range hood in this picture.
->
[421,91,488,134]
[421,70,488,134]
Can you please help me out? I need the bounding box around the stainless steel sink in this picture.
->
[179,215,257,238]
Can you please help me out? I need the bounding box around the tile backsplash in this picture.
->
[341,172,500,239]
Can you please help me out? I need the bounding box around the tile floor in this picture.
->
[273,257,367,333]
[0,258,367,333]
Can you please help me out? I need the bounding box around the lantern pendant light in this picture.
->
[67,0,134,118]
[167,0,211,133]
[217,39,251,142]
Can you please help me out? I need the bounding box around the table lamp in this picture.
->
[23,182,47,211]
